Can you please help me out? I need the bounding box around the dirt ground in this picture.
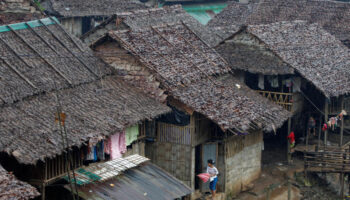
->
[232,147,342,200]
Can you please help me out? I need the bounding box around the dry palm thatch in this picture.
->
[81,5,222,47]
[243,21,350,97]
[0,164,39,200]
[108,22,290,132]
[207,0,350,48]
[42,0,148,17]
[0,18,112,106]
[0,19,170,164]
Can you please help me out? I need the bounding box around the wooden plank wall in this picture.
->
[193,113,212,146]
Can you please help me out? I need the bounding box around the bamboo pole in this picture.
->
[318,116,322,151]
[288,178,291,200]
[324,99,329,149]
[340,96,344,147]
[287,118,292,164]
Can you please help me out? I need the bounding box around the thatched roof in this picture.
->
[0,164,39,200]
[171,75,290,131]
[0,18,170,164]
[0,13,42,25]
[81,5,222,47]
[215,39,294,75]
[207,0,350,47]
[42,0,148,17]
[107,23,290,131]
[0,17,111,106]
[0,75,170,164]
[243,21,350,97]
[108,23,230,88]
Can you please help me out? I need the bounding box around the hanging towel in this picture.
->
[86,146,97,161]
[119,131,127,154]
[96,141,105,160]
[110,133,122,160]
[293,77,301,92]
[285,78,292,87]
[104,137,112,155]
[126,125,139,146]
[258,74,265,90]
[267,76,279,88]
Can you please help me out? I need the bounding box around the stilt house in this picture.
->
[207,0,350,48]
[0,164,39,200]
[0,0,42,25]
[91,19,290,197]
[40,0,149,36]
[80,5,222,47]
[0,18,170,199]
[215,21,350,150]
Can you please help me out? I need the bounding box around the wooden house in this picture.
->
[215,21,350,148]
[0,0,42,25]
[40,0,149,36]
[0,18,170,199]
[158,0,229,25]
[0,164,39,200]
[80,5,222,47]
[207,0,350,48]
[91,20,290,198]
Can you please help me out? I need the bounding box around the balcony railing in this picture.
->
[257,90,293,111]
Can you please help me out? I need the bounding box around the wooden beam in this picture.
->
[0,37,33,69]
[35,20,99,78]
[0,57,37,89]
[324,99,329,149]
[340,96,344,147]
[7,26,73,85]
[47,17,85,52]
[287,117,292,164]
[317,116,322,150]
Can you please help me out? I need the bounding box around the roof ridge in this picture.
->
[0,17,59,33]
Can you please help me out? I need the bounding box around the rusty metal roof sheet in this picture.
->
[65,155,149,185]
[67,159,192,199]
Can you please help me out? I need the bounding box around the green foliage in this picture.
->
[33,0,45,12]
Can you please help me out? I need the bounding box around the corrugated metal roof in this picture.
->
[0,17,59,33]
[64,155,149,185]
[67,162,192,200]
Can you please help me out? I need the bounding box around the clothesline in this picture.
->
[299,90,325,116]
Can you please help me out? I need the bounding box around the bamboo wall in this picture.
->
[225,130,263,197]
[148,142,192,186]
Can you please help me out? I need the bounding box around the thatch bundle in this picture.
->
[0,164,39,200]
[245,21,350,97]
[109,22,290,132]
[207,0,350,48]
[0,20,170,164]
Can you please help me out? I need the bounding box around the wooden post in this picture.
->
[317,116,322,151]
[340,173,345,198]
[287,178,291,200]
[266,187,270,200]
[306,128,309,151]
[324,99,329,148]
[340,96,344,147]
[287,117,292,164]
[41,183,45,200]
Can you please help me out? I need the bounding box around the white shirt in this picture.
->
[207,166,219,182]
